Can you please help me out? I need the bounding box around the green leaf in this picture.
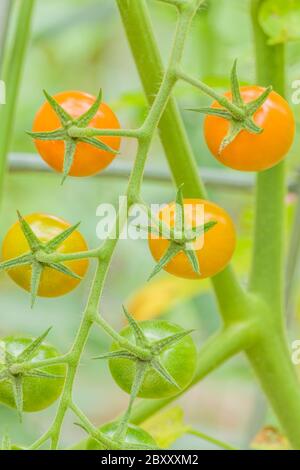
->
[151,330,195,354]
[142,407,188,449]
[230,60,243,106]
[246,86,272,115]
[151,359,180,389]
[30,262,43,308]
[25,369,64,380]
[259,0,300,45]
[12,376,23,422]
[43,90,73,126]
[44,222,81,252]
[186,107,232,120]
[76,90,102,127]
[175,185,185,236]
[185,250,200,276]
[79,136,118,154]
[122,306,148,348]
[26,129,66,141]
[17,211,41,252]
[47,262,82,280]
[62,138,77,184]
[17,328,52,363]
[148,242,182,281]
[0,253,33,271]
[93,351,137,361]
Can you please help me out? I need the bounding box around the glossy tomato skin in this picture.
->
[0,337,65,412]
[109,320,197,399]
[148,199,236,280]
[2,213,88,297]
[33,91,121,177]
[204,86,295,172]
[86,422,157,450]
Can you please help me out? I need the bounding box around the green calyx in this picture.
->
[27,90,118,184]
[93,306,193,445]
[187,60,273,154]
[0,328,63,421]
[0,212,83,308]
[141,186,217,280]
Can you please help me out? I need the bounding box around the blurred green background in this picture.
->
[0,0,300,449]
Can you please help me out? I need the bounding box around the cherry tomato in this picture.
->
[148,199,236,280]
[204,86,295,171]
[86,422,157,450]
[33,91,121,177]
[2,213,88,297]
[109,320,197,399]
[0,336,65,412]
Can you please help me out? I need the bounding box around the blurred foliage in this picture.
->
[0,0,300,450]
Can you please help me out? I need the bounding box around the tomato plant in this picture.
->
[148,196,236,280]
[0,330,65,416]
[86,422,157,450]
[204,86,295,172]
[1,213,89,304]
[109,319,197,399]
[0,0,300,453]
[31,91,121,182]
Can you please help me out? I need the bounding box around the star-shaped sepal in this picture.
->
[0,212,84,307]
[93,306,194,443]
[139,186,217,280]
[27,90,119,184]
[0,328,64,421]
[187,60,273,154]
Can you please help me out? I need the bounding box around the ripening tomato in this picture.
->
[204,86,295,171]
[148,199,236,280]
[33,91,121,177]
[109,320,197,399]
[0,337,65,412]
[86,422,157,450]
[2,213,88,297]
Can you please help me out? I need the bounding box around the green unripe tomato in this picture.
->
[86,422,157,450]
[109,320,197,399]
[0,337,65,412]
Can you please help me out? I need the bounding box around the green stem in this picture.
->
[245,0,300,450]
[0,0,35,206]
[68,127,140,139]
[116,0,206,198]
[249,0,285,315]
[177,69,246,119]
[187,428,238,451]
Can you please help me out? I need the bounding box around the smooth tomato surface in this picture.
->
[148,199,236,280]
[0,337,65,412]
[33,91,121,177]
[86,422,157,450]
[204,86,295,171]
[109,320,197,399]
[2,213,88,297]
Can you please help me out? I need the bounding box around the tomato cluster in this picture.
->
[0,63,295,449]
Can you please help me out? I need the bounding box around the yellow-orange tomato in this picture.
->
[2,214,88,297]
[148,199,236,280]
[33,91,121,177]
[204,86,295,172]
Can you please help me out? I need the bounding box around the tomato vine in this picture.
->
[0,0,300,451]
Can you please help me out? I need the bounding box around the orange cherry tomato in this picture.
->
[204,86,295,172]
[148,199,236,280]
[2,213,88,297]
[33,91,121,177]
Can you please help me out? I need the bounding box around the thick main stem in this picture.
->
[246,0,300,449]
